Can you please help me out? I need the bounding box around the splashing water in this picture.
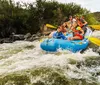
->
[0,31,100,85]
[92,30,100,38]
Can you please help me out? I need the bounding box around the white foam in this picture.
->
[91,30,100,38]
[0,39,99,82]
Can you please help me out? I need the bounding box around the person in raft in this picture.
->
[62,15,78,35]
[75,15,88,33]
[48,25,67,40]
[68,26,84,40]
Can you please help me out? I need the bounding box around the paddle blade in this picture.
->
[88,37,100,46]
[46,24,56,29]
[89,25,100,30]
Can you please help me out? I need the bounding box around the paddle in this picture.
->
[87,37,100,46]
[46,24,57,29]
[89,25,100,30]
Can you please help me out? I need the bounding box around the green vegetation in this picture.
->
[0,0,99,38]
[84,13,100,25]
[93,12,100,22]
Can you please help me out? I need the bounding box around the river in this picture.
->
[0,30,100,85]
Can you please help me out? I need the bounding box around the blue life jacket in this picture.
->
[53,31,67,40]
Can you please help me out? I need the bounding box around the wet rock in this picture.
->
[24,33,32,40]
[26,36,40,41]
[25,33,42,41]
[36,32,42,37]
[0,38,13,44]
[9,32,25,41]
[0,32,42,44]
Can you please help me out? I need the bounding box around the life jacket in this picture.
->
[53,31,67,40]
[77,19,84,28]
[73,27,84,39]
[73,26,82,35]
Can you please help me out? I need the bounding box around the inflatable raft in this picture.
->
[40,28,92,52]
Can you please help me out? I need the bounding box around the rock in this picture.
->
[36,32,42,37]
[26,34,40,41]
[9,33,25,41]
[27,37,40,41]
[24,33,32,40]
[0,38,13,44]
[24,32,42,41]
[0,32,42,44]
[0,39,4,44]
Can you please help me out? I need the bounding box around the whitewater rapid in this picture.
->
[0,30,100,84]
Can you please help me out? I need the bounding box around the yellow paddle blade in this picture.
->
[88,37,100,46]
[89,25,100,30]
[46,24,57,29]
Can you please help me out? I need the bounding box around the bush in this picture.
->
[0,0,98,38]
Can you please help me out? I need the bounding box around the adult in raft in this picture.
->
[68,26,84,40]
[62,15,77,32]
[48,25,67,40]
[49,15,85,40]
[67,15,88,40]
[75,15,88,33]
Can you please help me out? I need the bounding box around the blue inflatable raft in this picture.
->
[40,28,92,53]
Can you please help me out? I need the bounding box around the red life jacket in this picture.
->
[73,27,83,39]
[73,27,82,35]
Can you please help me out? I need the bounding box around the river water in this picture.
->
[0,31,100,85]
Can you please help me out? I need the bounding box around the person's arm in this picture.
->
[81,19,88,26]
[48,31,56,38]
[80,29,84,35]
[62,22,67,27]
[83,20,87,26]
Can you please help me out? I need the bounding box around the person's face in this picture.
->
[57,26,62,32]
[75,16,79,20]
[69,16,72,20]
